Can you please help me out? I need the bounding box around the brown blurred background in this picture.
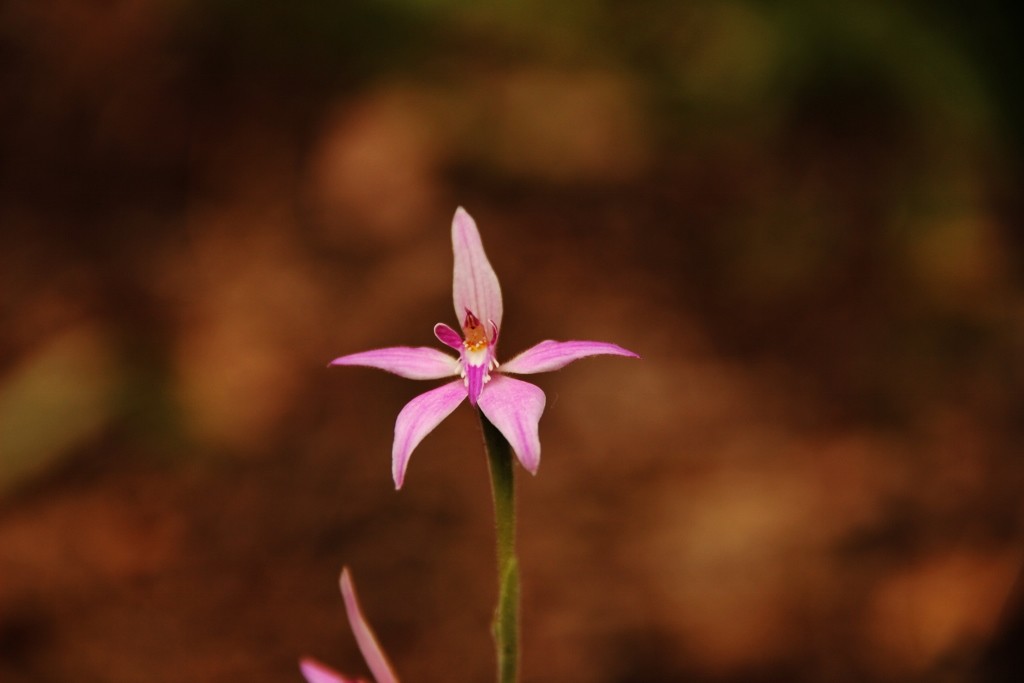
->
[2,1,1023,681]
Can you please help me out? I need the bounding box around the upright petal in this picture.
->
[452,207,503,331]
[477,376,545,474]
[393,381,466,488]
[501,340,639,375]
[341,569,400,683]
[299,658,363,683]
[330,347,460,380]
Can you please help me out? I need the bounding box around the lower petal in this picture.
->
[393,381,466,488]
[477,375,545,474]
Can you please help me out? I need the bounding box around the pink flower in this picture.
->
[330,207,639,488]
[300,569,399,683]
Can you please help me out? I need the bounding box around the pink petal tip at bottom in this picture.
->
[300,657,360,683]
[341,569,400,683]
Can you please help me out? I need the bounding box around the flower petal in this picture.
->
[299,658,362,683]
[330,347,460,380]
[465,361,486,407]
[393,380,466,488]
[341,569,400,683]
[452,207,503,332]
[433,323,463,351]
[501,340,639,375]
[477,376,545,474]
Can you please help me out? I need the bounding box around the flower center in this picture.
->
[459,310,498,399]
[462,310,489,353]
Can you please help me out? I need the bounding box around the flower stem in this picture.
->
[480,411,519,683]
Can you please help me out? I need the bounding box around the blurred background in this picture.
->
[1,1,1023,681]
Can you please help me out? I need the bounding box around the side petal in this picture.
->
[341,569,400,683]
[393,381,466,488]
[330,347,460,380]
[477,376,545,474]
[433,322,464,350]
[452,207,503,331]
[299,658,363,683]
[501,340,639,375]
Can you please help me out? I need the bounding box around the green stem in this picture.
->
[480,412,519,683]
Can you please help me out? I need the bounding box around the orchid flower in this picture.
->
[300,569,399,683]
[330,207,639,488]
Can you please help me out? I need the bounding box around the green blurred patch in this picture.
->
[0,326,119,496]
